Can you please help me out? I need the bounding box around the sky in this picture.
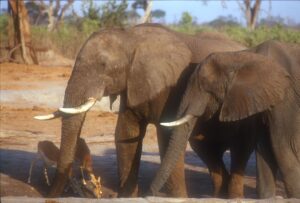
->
[1,0,300,25]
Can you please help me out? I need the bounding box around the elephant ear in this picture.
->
[219,52,291,122]
[127,32,192,107]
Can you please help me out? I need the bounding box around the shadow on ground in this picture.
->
[0,147,257,199]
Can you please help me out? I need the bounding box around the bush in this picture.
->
[221,25,300,47]
[2,10,299,61]
[31,24,87,59]
[172,23,300,47]
[0,14,8,46]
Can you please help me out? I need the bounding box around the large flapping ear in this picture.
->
[127,30,192,107]
[215,52,291,122]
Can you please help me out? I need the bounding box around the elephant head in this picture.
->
[35,26,192,197]
[150,51,291,194]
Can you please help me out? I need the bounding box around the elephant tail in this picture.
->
[150,117,197,195]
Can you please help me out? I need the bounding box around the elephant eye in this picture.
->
[100,62,106,67]
[97,60,107,72]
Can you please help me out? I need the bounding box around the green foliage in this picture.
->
[179,12,193,27]
[177,12,195,33]
[81,0,128,28]
[27,22,299,60]
[0,14,8,33]
[221,25,300,47]
[151,9,166,19]
[0,14,9,49]
[99,0,128,28]
[206,15,240,28]
[2,6,299,62]
[31,25,86,59]
[132,0,147,10]
[81,0,102,21]
[80,18,100,36]
[172,23,300,47]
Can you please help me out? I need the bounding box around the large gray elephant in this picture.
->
[150,40,300,198]
[35,23,244,197]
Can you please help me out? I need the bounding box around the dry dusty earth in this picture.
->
[0,63,287,201]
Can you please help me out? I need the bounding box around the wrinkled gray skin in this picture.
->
[151,40,300,198]
[48,23,245,197]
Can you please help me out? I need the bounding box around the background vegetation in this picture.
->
[1,0,299,60]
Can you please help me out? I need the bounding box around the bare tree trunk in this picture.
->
[141,0,152,23]
[238,0,261,30]
[54,0,74,30]
[8,0,38,64]
[47,0,55,31]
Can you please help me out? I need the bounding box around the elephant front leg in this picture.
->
[156,126,188,197]
[189,137,229,198]
[49,166,72,197]
[229,130,257,199]
[115,109,147,197]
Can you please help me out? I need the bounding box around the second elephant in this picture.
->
[151,40,300,198]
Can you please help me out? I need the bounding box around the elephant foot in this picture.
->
[163,182,188,198]
[210,170,229,198]
[228,174,244,198]
[117,184,139,197]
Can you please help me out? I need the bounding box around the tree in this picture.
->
[81,0,101,21]
[126,9,140,25]
[237,0,261,30]
[206,15,239,28]
[99,0,128,27]
[151,9,165,23]
[80,0,128,29]
[179,12,193,27]
[25,0,74,31]
[207,0,266,30]
[8,0,37,64]
[132,0,152,23]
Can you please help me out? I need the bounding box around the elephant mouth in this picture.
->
[34,90,104,120]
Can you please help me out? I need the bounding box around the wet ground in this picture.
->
[0,63,286,200]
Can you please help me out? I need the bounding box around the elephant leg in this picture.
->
[269,106,300,198]
[156,126,187,197]
[256,133,278,198]
[270,130,300,197]
[229,140,254,198]
[115,108,147,197]
[190,137,229,198]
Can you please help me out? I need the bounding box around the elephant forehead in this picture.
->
[80,40,128,64]
[198,61,227,83]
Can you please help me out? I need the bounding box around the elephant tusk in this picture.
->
[34,111,61,120]
[59,97,97,114]
[160,114,194,127]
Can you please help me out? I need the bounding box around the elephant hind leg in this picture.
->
[256,133,277,198]
[189,138,229,198]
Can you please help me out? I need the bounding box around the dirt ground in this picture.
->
[0,63,286,199]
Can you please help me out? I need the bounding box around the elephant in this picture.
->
[150,40,300,198]
[35,23,245,197]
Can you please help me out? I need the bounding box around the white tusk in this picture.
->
[59,97,97,114]
[160,114,194,127]
[34,111,61,120]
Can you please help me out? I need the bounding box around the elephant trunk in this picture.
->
[150,116,197,195]
[49,79,105,197]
